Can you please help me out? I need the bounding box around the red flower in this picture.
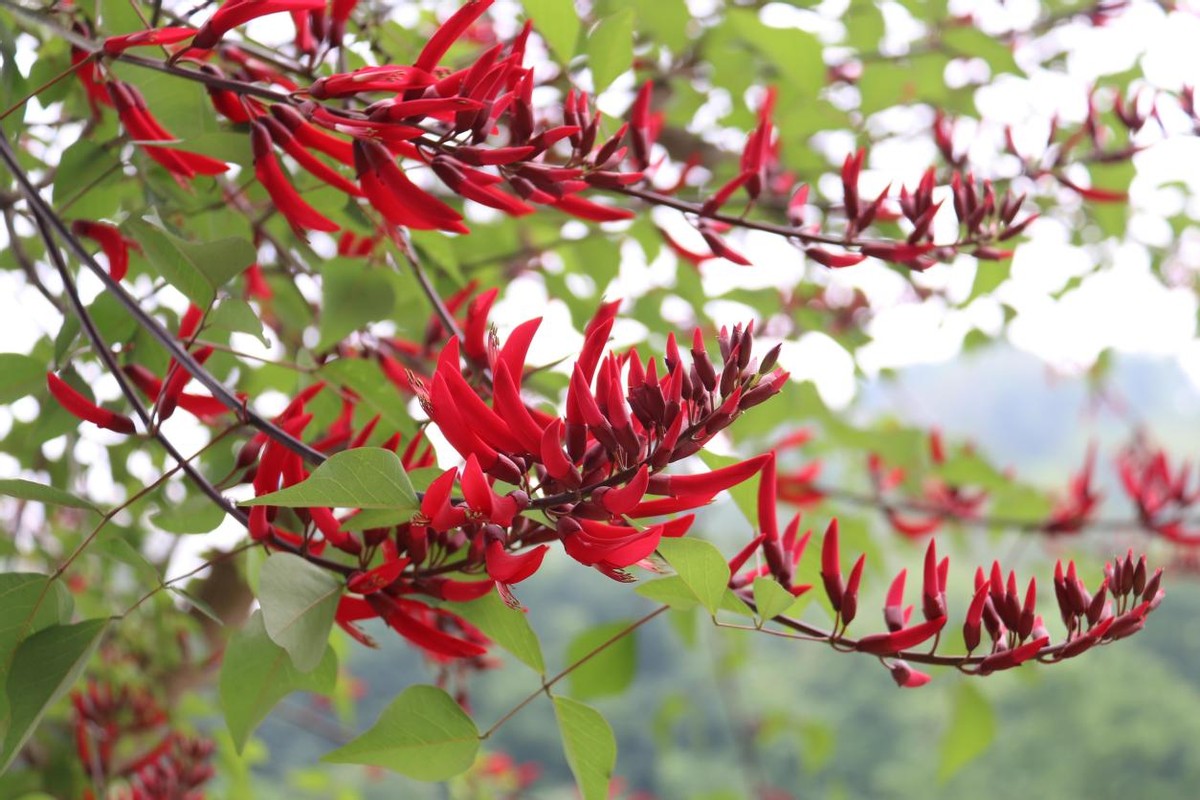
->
[251,122,339,233]
[47,373,135,435]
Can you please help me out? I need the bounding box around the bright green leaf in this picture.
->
[634,576,699,611]
[208,299,270,347]
[752,577,796,624]
[324,684,479,780]
[320,359,417,436]
[0,574,75,734]
[524,0,580,61]
[220,611,337,753]
[92,534,160,588]
[126,217,255,306]
[258,554,342,672]
[451,591,544,674]
[585,9,635,92]
[317,263,396,351]
[938,682,995,782]
[150,493,227,534]
[0,479,100,514]
[656,538,730,616]
[1,619,109,772]
[242,447,418,511]
[725,10,823,97]
[564,620,637,700]
[553,696,616,800]
[0,356,45,405]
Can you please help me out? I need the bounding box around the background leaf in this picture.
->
[939,682,995,782]
[323,684,479,780]
[125,217,255,306]
[553,696,616,800]
[220,611,338,753]
[1,619,108,772]
[243,447,418,511]
[585,9,635,92]
[564,620,638,700]
[524,0,580,61]
[258,554,343,672]
[0,355,44,404]
[451,591,545,674]
[0,480,100,514]
[656,538,730,615]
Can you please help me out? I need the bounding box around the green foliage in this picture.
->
[451,591,545,674]
[244,448,418,512]
[1,619,109,772]
[125,217,255,306]
[0,480,100,514]
[938,682,995,782]
[220,611,338,753]
[584,9,635,92]
[0,356,45,405]
[524,0,580,61]
[553,696,616,800]
[258,554,343,673]
[656,538,731,616]
[564,620,638,700]
[324,685,480,781]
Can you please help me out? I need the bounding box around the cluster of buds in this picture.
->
[744,514,1163,687]
[232,293,788,660]
[864,433,987,538]
[106,81,230,183]
[725,445,1164,687]
[64,0,1068,274]
[71,680,214,800]
[1043,446,1102,533]
[1117,441,1200,544]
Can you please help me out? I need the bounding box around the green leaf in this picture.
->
[940,26,1020,76]
[585,9,635,92]
[725,10,823,97]
[0,574,75,735]
[0,479,100,514]
[634,576,699,611]
[208,299,270,347]
[553,696,616,800]
[92,534,160,588]
[938,682,995,782]
[451,591,544,674]
[258,554,342,672]
[797,720,836,774]
[969,260,1010,302]
[656,538,730,616]
[220,611,338,753]
[752,577,796,624]
[126,217,255,306]
[320,359,417,436]
[564,620,637,700]
[524,0,580,61]
[0,355,45,405]
[317,263,396,351]
[168,586,224,627]
[53,140,122,210]
[1,619,109,772]
[324,684,479,781]
[150,493,227,534]
[242,447,418,511]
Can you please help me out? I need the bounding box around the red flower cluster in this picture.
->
[234,294,787,660]
[71,680,214,800]
[1118,441,1200,544]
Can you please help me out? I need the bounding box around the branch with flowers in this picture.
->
[0,0,1195,795]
